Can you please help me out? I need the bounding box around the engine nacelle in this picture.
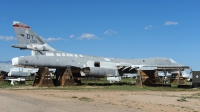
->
[80,67,119,77]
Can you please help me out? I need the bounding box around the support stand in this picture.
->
[170,70,185,84]
[136,70,142,87]
[136,70,162,86]
[154,70,162,84]
[33,67,54,87]
[55,68,75,86]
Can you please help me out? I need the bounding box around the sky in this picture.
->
[0,0,200,70]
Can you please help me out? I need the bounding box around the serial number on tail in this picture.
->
[30,40,37,43]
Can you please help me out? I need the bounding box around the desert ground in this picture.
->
[0,86,199,112]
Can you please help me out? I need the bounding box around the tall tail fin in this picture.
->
[13,21,45,45]
[12,21,55,51]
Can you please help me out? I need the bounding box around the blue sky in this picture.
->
[0,0,200,70]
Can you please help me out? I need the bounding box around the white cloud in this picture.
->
[41,37,67,42]
[104,29,117,35]
[144,25,152,30]
[0,35,16,41]
[77,33,99,40]
[164,21,178,26]
[70,35,75,38]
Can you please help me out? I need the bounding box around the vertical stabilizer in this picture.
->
[12,21,55,51]
[13,21,45,45]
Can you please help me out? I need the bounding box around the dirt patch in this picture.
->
[0,88,200,112]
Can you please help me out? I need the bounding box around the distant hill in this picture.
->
[0,61,12,63]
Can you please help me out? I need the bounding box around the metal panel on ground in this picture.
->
[192,71,200,87]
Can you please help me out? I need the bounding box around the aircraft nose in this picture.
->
[12,57,19,66]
